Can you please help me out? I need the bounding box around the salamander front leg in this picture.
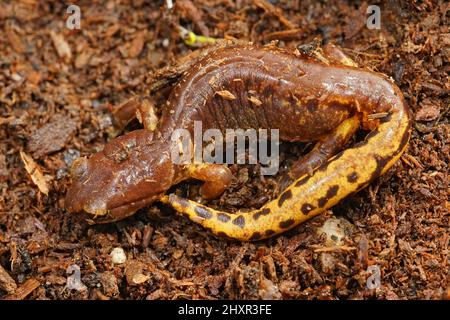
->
[112,97,158,133]
[280,115,360,190]
[186,163,233,200]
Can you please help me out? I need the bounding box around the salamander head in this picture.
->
[65,130,176,223]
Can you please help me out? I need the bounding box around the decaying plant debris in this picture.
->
[0,1,448,300]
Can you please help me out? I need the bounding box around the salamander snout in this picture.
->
[65,130,176,223]
[65,152,113,216]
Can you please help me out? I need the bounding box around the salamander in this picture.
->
[65,42,412,241]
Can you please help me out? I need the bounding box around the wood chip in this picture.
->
[0,264,17,294]
[357,234,369,269]
[6,24,26,53]
[402,154,424,169]
[264,28,306,41]
[259,277,282,300]
[27,115,76,157]
[128,31,146,58]
[125,260,150,286]
[26,71,41,86]
[99,271,119,297]
[50,31,72,62]
[75,50,92,69]
[215,90,236,100]
[141,225,154,249]
[253,0,295,29]
[415,103,440,121]
[104,24,120,37]
[3,278,40,300]
[20,151,49,196]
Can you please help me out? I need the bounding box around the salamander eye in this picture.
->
[70,157,88,179]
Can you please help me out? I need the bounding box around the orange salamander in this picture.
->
[65,42,412,241]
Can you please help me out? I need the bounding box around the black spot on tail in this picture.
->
[194,206,213,219]
[301,203,316,215]
[217,231,228,238]
[181,212,190,219]
[253,208,271,220]
[279,219,295,229]
[370,155,391,183]
[249,232,262,241]
[347,172,359,183]
[265,229,276,237]
[278,189,293,207]
[368,126,410,183]
[173,196,191,209]
[217,212,231,223]
[232,215,245,228]
[317,185,339,208]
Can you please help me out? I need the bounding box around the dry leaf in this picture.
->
[20,151,49,195]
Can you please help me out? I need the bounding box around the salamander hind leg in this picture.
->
[186,163,233,200]
[280,115,360,190]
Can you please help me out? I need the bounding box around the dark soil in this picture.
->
[0,0,448,300]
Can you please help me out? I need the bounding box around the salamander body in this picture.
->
[65,43,411,241]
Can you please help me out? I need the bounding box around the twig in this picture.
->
[312,245,356,253]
